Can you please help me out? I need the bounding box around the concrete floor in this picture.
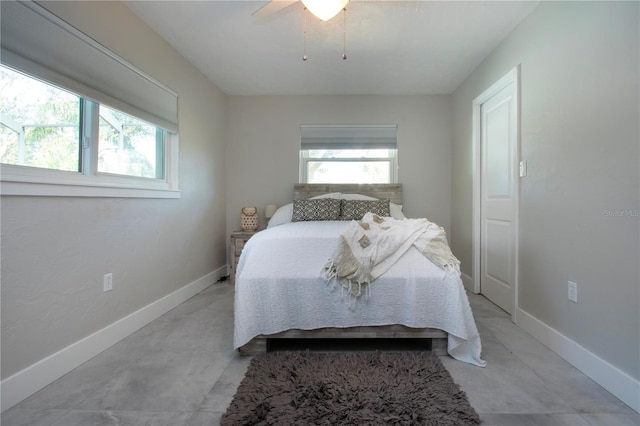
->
[2,282,638,425]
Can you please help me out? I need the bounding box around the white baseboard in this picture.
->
[0,266,227,413]
[461,272,474,293]
[515,307,640,414]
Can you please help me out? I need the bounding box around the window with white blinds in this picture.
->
[299,125,398,184]
[0,1,179,198]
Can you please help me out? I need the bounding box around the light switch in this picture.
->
[519,160,527,177]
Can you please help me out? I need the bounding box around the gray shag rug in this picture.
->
[221,351,480,425]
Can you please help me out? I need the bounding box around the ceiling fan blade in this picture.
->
[252,0,298,18]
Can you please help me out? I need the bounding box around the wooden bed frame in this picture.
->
[238,183,448,356]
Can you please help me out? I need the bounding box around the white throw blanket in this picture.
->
[322,213,460,297]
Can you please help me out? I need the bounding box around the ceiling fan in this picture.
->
[253,0,350,22]
[253,0,352,61]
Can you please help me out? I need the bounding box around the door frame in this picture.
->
[471,65,520,321]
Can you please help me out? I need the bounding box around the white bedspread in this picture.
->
[234,221,486,367]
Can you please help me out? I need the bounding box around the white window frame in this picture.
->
[0,1,180,199]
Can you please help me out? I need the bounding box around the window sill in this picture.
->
[1,165,180,199]
[1,180,181,198]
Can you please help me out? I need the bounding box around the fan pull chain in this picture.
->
[303,7,308,61]
[342,7,347,60]
[301,6,348,62]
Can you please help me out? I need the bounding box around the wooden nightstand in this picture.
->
[230,230,257,285]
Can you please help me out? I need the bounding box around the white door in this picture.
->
[479,81,517,315]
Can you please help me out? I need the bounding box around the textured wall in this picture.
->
[1,1,227,379]
[451,1,639,379]
[225,95,452,237]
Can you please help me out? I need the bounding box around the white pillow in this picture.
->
[311,192,341,199]
[390,203,406,219]
[267,203,293,228]
[340,193,377,200]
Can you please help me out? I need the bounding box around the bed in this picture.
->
[233,184,485,367]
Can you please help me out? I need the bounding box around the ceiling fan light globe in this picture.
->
[301,0,349,21]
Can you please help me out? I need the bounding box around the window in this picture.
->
[0,65,173,196]
[1,66,81,172]
[301,149,396,184]
[1,1,179,198]
[98,105,164,179]
[300,125,398,184]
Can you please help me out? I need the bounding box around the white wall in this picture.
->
[451,0,639,389]
[1,0,227,383]
[225,95,452,238]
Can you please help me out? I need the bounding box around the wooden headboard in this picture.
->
[293,184,403,205]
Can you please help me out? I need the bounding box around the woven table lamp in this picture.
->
[240,207,259,231]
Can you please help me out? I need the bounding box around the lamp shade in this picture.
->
[265,204,278,220]
[301,0,349,21]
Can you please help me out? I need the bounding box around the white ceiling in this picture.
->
[124,0,539,96]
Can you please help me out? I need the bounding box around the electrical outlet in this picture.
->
[568,281,577,303]
[103,273,113,292]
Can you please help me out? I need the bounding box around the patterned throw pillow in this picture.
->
[292,198,341,222]
[341,199,391,220]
